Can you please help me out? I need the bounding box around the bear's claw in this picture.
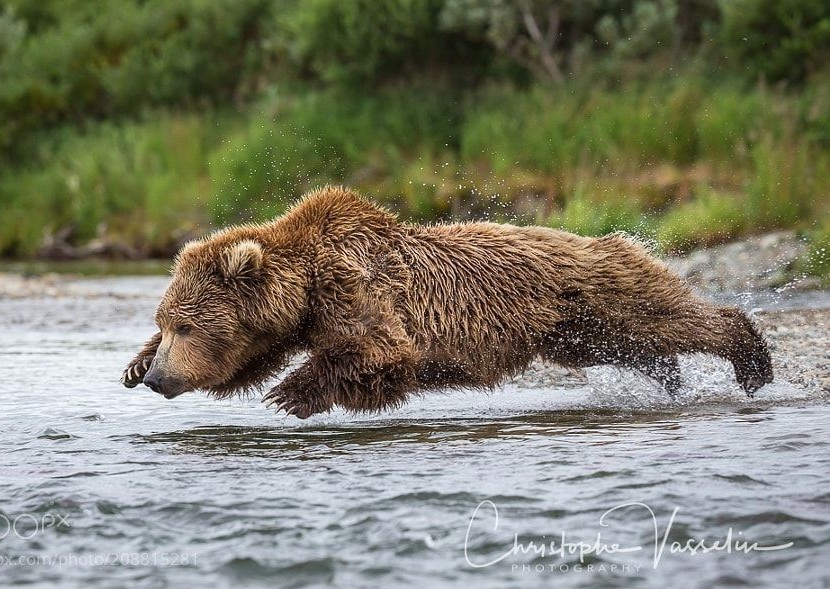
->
[261,390,314,419]
[266,399,289,413]
[122,357,152,388]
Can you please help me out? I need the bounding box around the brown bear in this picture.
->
[122,186,773,418]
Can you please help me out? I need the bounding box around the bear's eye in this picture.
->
[174,324,193,336]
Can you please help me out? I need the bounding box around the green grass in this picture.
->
[0,114,218,255]
[656,188,746,252]
[802,222,830,282]
[1,72,829,260]
[549,181,651,237]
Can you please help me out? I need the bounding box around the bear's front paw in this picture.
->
[122,357,152,388]
[261,388,318,419]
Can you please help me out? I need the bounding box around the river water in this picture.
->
[0,276,828,588]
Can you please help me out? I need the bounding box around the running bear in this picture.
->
[122,186,773,417]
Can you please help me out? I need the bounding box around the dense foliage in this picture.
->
[0,0,828,274]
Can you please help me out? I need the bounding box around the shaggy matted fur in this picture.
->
[122,186,773,417]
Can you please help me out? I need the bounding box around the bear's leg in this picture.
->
[543,320,684,395]
[263,340,419,418]
[617,307,771,396]
[262,360,336,419]
[631,355,681,396]
[122,332,162,388]
[633,305,772,397]
[414,358,473,388]
[334,360,418,414]
[715,307,773,396]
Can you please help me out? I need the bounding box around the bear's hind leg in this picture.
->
[631,355,682,396]
[415,358,474,389]
[542,318,683,396]
[716,307,773,396]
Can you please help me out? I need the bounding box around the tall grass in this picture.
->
[208,85,462,224]
[1,72,829,271]
[0,115,217,255]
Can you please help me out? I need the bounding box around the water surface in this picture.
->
[1,276,828,588]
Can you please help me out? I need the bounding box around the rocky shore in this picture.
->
[665,230,821,293]
[755,307,829,395]
[0,272,81,299]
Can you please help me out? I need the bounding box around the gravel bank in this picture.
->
[0,272,78,298]
[666,230,820,292]
[755,307,830,395]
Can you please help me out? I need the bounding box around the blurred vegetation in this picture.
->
[0,0,828,277]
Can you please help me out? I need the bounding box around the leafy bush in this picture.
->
[597,0,678,59]
[721,0,830,83]
[803,222,830,280]
[747,134,818,228]
[284,0,488,84]
[0,114,214,255]
[552,184,648,237]
[209,84,463,223]
[441,0,719,81]
[1,0,829,262]
[0,0,272,159]
[656,188,745,251]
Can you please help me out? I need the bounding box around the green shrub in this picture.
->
[461,79,706,177]
[0,114,215,256]
[0,0,272,159]
[551,183,648,237]
[747,134,816,228]
[656,188,745,251]
[694,84,772,162]
[208,85,463,223]
[2,0,829,261]
[803,222,830,280]
[208,118,326,225]
[721,0,830,83]
[284,0,486,84]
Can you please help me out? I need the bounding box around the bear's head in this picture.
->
[143,235,309,398]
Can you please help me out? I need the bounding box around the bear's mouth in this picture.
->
[144,374,191,399]
[161,389,188,400]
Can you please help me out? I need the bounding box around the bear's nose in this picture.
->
[143,373,162,393]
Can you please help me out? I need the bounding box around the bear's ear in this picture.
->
[220,239,264,281]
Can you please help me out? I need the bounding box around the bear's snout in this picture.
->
[143,371,161,393]
[143,367,188,399]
